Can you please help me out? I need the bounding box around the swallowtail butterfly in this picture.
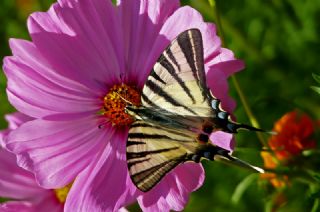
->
[125,29,264,192]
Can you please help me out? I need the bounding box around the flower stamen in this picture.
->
[103,84,141,126]
[54,183,73,204]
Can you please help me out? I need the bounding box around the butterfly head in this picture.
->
[124,104,138,116]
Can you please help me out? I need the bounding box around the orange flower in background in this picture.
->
[268,111,316,161]
[260,152,288,188]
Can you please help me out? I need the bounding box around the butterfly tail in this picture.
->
[214,150,265,173]
[212,99,266,134]
[225,122,265,134]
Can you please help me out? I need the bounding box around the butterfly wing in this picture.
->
[126,119,262,192]
[127,120,199,192]
[141,29,212,117]
[140,28,263,133]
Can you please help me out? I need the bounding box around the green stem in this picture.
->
[210,0,267,147]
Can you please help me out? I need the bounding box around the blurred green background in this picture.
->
[0,0,319,211]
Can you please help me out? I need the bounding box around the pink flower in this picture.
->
[3,0,244,211]
[0,112,63,212]
[0,112,128,212]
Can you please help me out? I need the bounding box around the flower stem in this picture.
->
[209,0,267,147]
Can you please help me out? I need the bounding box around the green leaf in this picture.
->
[312,73,320,84]
[311,86,320,94]
[0,197,10,203]
[310,190,320,199]
[208,0,215,7]
[231,174,258,204]
[311,199,320,212]
[313,174,320,182]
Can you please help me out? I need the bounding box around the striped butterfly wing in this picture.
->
[140,28,262,133]
[141,29,213,118]
[127,120,199,192]
[127,29,213,192]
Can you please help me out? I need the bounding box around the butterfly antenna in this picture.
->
[214,150,265,173]
[114,91,133,106]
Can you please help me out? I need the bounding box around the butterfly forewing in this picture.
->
[141,29,213,117]
[127,120,199,192]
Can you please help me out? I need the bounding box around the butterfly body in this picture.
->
[125,29,264,192]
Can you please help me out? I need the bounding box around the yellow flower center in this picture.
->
[103,84,141,126]
[54,183,73,204]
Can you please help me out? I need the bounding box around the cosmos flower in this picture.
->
[268,111,316,161]
[3,0,244,211]
[0,112,64,212]
[0,112,128,212]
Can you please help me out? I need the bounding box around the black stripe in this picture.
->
[128,157,151,169]
[145,79,196,115]
[141,93,161,109]
[132,158,181,180]
[128,133,172,140]
[130,122,193,139]
[165,47,181,72]
[127,141,146,146]
[133,154,187,189]
[150,69,166,84]
[177,31,199,82]
[127,146,180,159]
[177,30,209,101]
[131,122,153,128]
[164,49,196,103]
[128,132,190,142]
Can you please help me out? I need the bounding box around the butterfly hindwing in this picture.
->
[127,120,199,192]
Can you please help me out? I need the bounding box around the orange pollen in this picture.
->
[103,84,141,126]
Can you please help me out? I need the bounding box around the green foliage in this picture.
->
[311,73,320,94]
[0,0,319,211]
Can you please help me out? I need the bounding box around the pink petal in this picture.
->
[117,0,180,86]
[118,207,129,212]
[65,128,139,211]
[206,48,244,70]
[0,201,34,212]
[4,112,33,130]
[143,6,221,87]
[138,163,205,212]
[206,68,236,113]
[27,0,123,91]
[3,39,100,118]
[1,112,32,146]
[4,116,112,188]
[210,131,234,151]
[157,6,220,56]
[0,195,63,212]
[33,193,63,212]
[0,130,9,147]
[208,59,245,78]
[0,148,44,199]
